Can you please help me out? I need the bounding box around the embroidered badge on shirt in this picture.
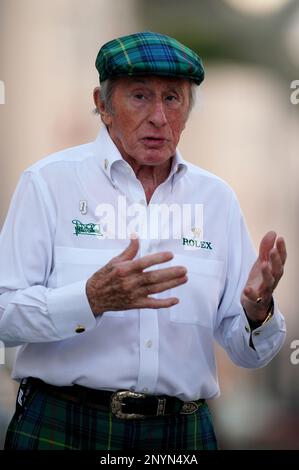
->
[72,219,103,237]
[191,227,202,238]
[182,237,212,250]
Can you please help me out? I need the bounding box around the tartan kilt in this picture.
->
[4,383,218,450]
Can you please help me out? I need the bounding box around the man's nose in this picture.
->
[148,100,167,127]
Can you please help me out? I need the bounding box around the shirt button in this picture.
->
[146,340,153,348]
[253,331,260,336]
[75,325,85,333]
[104,159,109,170]
[245,326,250,333]
[142,387,148,393]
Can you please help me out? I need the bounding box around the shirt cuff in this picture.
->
[47,280,97,339]
[243,300,286,356]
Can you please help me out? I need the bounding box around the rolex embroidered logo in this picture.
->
[182,237,212,250]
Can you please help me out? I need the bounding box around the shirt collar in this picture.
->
[94,124,188,183]
[94,125,124,180]
[168,148,188,182]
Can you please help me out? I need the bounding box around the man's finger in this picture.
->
[141,266,187,285]
[259,231,277,262]
[139,275,188,296]
[116,237,140,262]
[243,262,274,301]
[276,237,287,266]
[138,297,179,309]
[260,262,275,294]
[269,248,284,281]
[130,251,174,272]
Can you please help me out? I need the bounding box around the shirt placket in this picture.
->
[116,171,162,394]
[136,182,160,393]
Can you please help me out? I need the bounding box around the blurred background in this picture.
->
[0,0,298,450]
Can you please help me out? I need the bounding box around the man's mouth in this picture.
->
[142,137,167,147]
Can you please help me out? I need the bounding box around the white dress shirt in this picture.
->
[0,126,286,401]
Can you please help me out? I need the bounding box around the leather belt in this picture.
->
[25,377,204,420]
[110,390,204,419]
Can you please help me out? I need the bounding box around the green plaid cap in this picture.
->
[95,31,204,85]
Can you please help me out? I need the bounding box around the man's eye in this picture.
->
[166,95,177,102]
[134,94,145,100]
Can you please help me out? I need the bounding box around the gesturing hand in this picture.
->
[241,231,287,322]
[86,238,188,316]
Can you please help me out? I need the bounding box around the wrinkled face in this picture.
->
[101,76,191,166]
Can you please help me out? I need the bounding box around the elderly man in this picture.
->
[1,31,286,450]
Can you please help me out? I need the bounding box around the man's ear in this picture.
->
[93,87,112,126]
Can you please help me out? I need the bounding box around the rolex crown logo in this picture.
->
[191,227,201,238]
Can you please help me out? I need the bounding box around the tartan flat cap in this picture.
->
[95,31,204,85]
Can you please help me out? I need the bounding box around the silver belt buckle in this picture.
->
[111,390,146,420]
